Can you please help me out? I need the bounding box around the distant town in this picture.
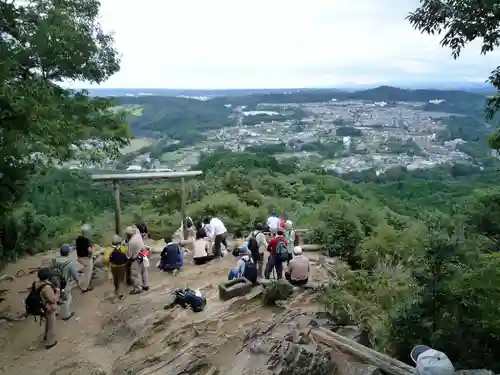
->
[64,97,488,175]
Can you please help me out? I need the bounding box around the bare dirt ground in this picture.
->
[0,242,332,375]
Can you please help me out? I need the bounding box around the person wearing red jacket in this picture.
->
[265,228,288,279]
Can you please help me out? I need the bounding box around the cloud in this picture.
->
[70,0,500,88]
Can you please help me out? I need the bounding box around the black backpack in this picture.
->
[247,231,260,253]
[109,246,128,266]
[25,282,52,318]
[242,258,258,284]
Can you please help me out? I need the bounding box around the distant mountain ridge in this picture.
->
[85,83,495,98]
[205,85,488,109]
[346,85,486,103]
[113,85,489,141]
[97,85,488,105]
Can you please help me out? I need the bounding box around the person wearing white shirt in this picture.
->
[202,216,228,258]
[266,211,280,233]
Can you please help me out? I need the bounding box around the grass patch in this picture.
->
[120,138,152,155]
[160,151,186,163]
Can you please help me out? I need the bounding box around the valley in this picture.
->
[95,87,496,175]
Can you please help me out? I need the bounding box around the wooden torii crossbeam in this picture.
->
[91,171,203,238]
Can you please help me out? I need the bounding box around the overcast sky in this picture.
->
[75,0,500,89]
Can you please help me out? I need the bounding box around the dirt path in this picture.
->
[0,244,329,375]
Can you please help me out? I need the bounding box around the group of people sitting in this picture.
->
[156,212,310,287]
[157,215,229,272]
[229,217,310,286]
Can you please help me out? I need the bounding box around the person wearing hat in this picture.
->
[34,267,60,349]
[103,235,128,300]
[125,226,149,294]
[285,246,310,286]
[410,345,455,375]
[50,244,79,320]
[75,223,94,293]
[283,220,296,265]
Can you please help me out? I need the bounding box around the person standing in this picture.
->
[136,220,149,241]
[264,228,288,280]
[51,244,78,321]
[202,216,228,258]
[75,224,94,293]
[34,267,60,349]
[125,226,149,295]
[283,220,296,265]
[103,234,128,300]
[246,223,267,278]
[266,211,280,234]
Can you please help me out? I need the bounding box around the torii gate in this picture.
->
[91,171,203,239]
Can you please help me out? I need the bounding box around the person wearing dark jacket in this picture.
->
[136,220,149,240]
[159,235,184,274]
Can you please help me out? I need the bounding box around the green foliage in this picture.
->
[408,0,500,150]
[341,162,500,216]
[390,231,500,371]
[262,281,294,306]
[115,96,233,142]
[336,126,362,137]
[311,202,364,267]
[0,0,130,263]
[465,188,500,245]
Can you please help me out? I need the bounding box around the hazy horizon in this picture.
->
[81,81,494,92]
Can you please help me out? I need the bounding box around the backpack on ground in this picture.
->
[177,288,206,313]
[242,258,258,284]
[25,282,52,319]
[275,239,289,263]
[109,246,128,266]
